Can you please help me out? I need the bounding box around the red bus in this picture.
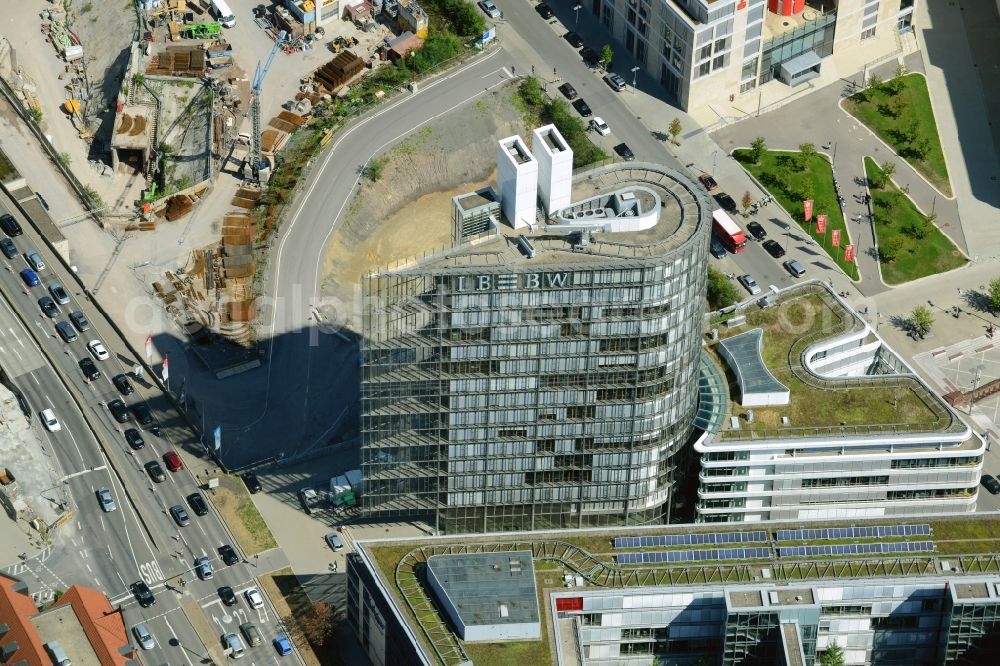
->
[711,209,747,254]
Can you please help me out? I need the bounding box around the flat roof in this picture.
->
[427,551,539,626]
[31,604,101,666]
[455,188,497,211]
[717,328,788,399]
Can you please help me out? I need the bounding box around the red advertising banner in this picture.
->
[803,199,814,222]
[831,229,841,247]
[816,214,827,234]
[844,244,856,262]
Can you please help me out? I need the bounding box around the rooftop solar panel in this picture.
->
[775,524,932,542]
[613,531,769,549]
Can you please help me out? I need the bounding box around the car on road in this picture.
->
[590,117,610,136]
[713,192,738,214]
[79,357,101,381]
[132,623,155,650]
[38,296,59,319]
[219,544,239,566]
[557,82,578,100]
[25,251,45,271]
[241,472,261,494]
[36,193,49,211]
[572,98,592,117]
[108,399,130,424]
[240,623,262,648]
[195,556,213,580]
[325,532,344,551]
[273,635,293,656]
[244,587,264,609]
[125,428,144,450]
[133,403,153,426]
[614,143,635,161]
[762,239,785,258]
[535,2,553,18]
[41,408,61,432]
[219,585,237,606]
[603,72,627,91]
[982,474,1000,494]
[169,504,190,526]
[163,450,183,472]
[477,0,501,18]
[580,46,600,67]
[698,173,719,191]
[55,321,78,343]
[87,339,109,360]
[710,235,727,259]
[188,492,209,516]
[19,268,40,287]
[131,580,155,607]
[0,213,23,236]
[113,374,134,395]
[69,310,90,332]
[738,274,761,295]
[225,633,246,659]
[144,460,165,482]
[48,282,70,305]
[747,221,767,240]
[97,487,117,512]
[0,237,16,259]
[783,259,807,277]
[564,31,584,48]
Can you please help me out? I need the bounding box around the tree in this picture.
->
[988,277,1000,312]
[667,117,682,145]
[820,642,846,666]
[741,191,753,214]
[284,601,336,647]
[910,304,935,336]
[707,267,741,310]
[910,134,931,159]
[894,62,908,79]
[600,44,614,70]
[879,236,905,262]
[867,72,883,90]
[749,136,767,164]
[890,94,909,118]
[879,159,896,183]
[797,142,816,170]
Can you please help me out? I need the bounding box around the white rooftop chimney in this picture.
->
[531,124,573,215]
[496,135,538,229]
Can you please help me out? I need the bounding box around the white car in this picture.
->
[244,587,264,609]
[87,339,110,361]
[738,274,761,295]
[478,0,501,18]
[590,117,610,136]
[41,408,61,432]
[132,623,155,650]
[97,487,117,512]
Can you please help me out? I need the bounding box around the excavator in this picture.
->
[62,99,92,139]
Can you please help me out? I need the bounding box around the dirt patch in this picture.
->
[259,567,345,666]
[212,475,278,555]
[319,83,527,330]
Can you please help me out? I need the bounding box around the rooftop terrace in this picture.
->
[705,283,968,443]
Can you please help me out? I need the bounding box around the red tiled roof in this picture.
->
[53,586,134,666]
[0,575,46,666]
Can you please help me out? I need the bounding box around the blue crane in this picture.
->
[249,30,287,181]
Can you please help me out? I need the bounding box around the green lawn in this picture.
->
[734,149,860,280]
[844,74,952,195]
[864,157,966,284]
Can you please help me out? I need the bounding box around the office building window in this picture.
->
[698,44,712,61]
[741,58,757,80]
[712,54,727,71]
[861,26,877,40]
[740,80,756,94]
[697,61,711,77]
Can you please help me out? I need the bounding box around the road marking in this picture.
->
[115,569,126,587]
[163,618,195,666]
[86,563,93,573]
[31,373,39,385]
[139,559,166,586]
[9,327,24,347]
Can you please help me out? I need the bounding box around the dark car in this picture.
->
[38,297,59,319]
[710,235,727,259]
[557,82,578,100]
[603,72,627,91]
[572,98,592,117]
[108,399,130,424]
[219,544,239,566]
[0,237,16,259]
[564,31,584,49]
[144,460,165,482]
[580,46,599,67]
[19,268,40,287]
[125,428,145,450]
[169,504,190,526]
[218,585,237,606]
[762,239,785,258]
[79,357,100,381]
[614,143,635,161]
[69,310,90,332]
[241,472,262,494]
[713,192,738,214]
[783,259,807,277]
[132,403,153,426]
[535,2,553,18]
[113,374,134,395]
[187,492,209,516]
[982,474,1000,495]
[131,580,155,607]
[55,321,78,343]
[0,213,22,237]
[747,222,767,240]
[698,173,719,191]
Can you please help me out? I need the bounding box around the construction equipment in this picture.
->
[181,22,222,39]
[248,30,287,183]
[62,99,92,139]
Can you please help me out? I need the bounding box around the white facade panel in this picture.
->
[531,124,573,215]
[496,135,538,229]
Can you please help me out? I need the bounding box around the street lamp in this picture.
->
[630,65,640,92]
[711,150,718,176]
[969,364,985,416]
[574,4,582,25]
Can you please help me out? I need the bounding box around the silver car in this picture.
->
[132,623,155,650]
[97,487,117,512]
[25,250,45,271]
[195,556,213,580]
[738,274,761,295]
[48,282,70,304]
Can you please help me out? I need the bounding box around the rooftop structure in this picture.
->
[531,125,573,215]
[496,135,538,229]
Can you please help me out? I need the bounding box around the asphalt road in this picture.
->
[0,196,299,665]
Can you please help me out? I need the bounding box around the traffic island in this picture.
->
[210,475,278,556]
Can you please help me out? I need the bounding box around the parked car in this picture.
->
[25,251,45,271]
[125,428,145,450]
[783,259,806,277]
[580,46,600,67]
[713,192,737,214]
[38,296,59,319]
[194,556,213,580]
[97,487,117,512]
[982,474,1000,495]
[477,0,501,18]
[244,587,264,609]
[590,117,610,136]
[738,274,761,295]
[325,532,344,551]
[614,143,635,161]
[0,237,16,259]
[572,98,592,117]
[219,544,239,566]
[698,173,719,191]
[87,339,109,360]
[762,239,785,258]
[163,450,183,472]
[144,460,165,482]
[557,82,578,100]
[218,585,237,606]
[131,580,155,607]
[169,504,190,527]
[19,268,40,287]
[747,221,767,240]
[0,213,23,236]
[709,235,727,259]
[41,408,61,432]
[69,310,90,332]
[107,399,130,424]
[113,374,134,395]
[273,635,293,656]
[240,623,262,648]
[188,492,209,516]
[55,321,78,343]
[132,623,155,650]
[48,282,70,305]
[79,357,101,381]
[603,72,627,91]
[241,472,262,494]
[564,31,584,48]
[535,2,553,18]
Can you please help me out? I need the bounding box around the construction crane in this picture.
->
[248,30,287,183]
